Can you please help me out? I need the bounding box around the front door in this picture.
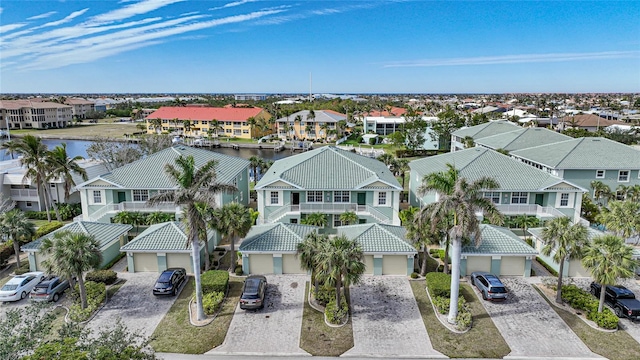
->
[292,192,300,205]
[357,192,366,206]
[117,191,126,203]
[534,194,544,206]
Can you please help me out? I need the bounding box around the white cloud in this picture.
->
[0,23,27,34]
[209,0,258,11]
[34,8,89,29]
[27,11,57,20]
[87,0,185,25]
[383,51,640,67]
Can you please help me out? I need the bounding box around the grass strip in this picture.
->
[534,285,640,360]
[410,280,510,358]
[150,277,242,354]
[299,282,354,356]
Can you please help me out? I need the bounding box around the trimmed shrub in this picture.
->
[456,309,473,330]
[101,253,125,270]
[235,265,244,276]
[35,221,65,238]
[426,272,453,298]
[25,211,56,220]
[561,284,619,329]
[588,309,619,330]
[85,270,118,285]
[68,281,106,322]
[410,272,419,279]
[315,286,336,306]
[536,257,559,276]
[325,296,348,325]
[202,291,225,315]
[201,270,229,294]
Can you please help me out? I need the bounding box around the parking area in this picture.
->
[474,277,601,359]
[207,275,309,356]
[342,277,445,358]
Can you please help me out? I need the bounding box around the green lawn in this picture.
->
[299,282,354,356]
[150,277,242,354]
[410,280,511,358]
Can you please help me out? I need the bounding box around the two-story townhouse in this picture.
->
[63,98,96,119]
[274,110,346,141]
[145,106,272,139]
[255,146,402,228]
[450,120,521,152]
[363,115,440,150]
[473,127,572,153]
[75,145,250,223]
[0,100,73,129]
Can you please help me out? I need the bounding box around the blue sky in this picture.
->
[1,0,639,94]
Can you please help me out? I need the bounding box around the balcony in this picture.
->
[495,204,565,218]
[83,201,178,222]
[10,188,39,200]
[266,203,391,224]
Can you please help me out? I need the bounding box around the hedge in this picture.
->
[426,272,454,298]
[201,270,229,294]
[536,257,559,277]
[85,270,118,285]
[202,291,225,315]
[68,281,106,322]
[35,221,65,238]
[561,284,618,330]
[101,253,125,270]
[0,244,15,267]
[315,286,336,306]
[325,296,348,325]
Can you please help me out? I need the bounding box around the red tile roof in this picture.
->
[146,106,265,121]
[364,107,408,117]
[560,114,627,127]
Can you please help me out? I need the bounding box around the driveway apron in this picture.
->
[342,277,445,358]
[207,275,309,356]
[476,277,601,359]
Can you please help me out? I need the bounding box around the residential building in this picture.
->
[255,146,402,227]
[63,98,96,119]
[363,115,439,150]
[145,106,272,139]
[558,113,628,132]
[450,120,521,151]
[274,110,346,141]
[234,94,268,101]
[0,100,73,129]
[473,127,573,152]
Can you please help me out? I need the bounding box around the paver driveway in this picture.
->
[342,277,445,358]
[208,275,309,356]
[474,277,602,359]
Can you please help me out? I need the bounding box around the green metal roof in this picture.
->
[475,128,572,151]
[120,221,208,252]
[81,145,249,189]
[336,223,416,253]
[239,223,320,252]
[409,147,583,191]
[511,137,640,170]
[256,146,401,190]
[529,226,640,258]
[452,121,521,139]
[461,224,537,255]
[21,221,132,251]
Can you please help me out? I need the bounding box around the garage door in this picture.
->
[500,256,524,276]
[282,254,304,274]
[465,256,491,275]
[569,259,590,277]
[364,255,374,275]
[167,253,193,273]
[249,254,273,274]
[133,253,158,272]
[382,255,407,275]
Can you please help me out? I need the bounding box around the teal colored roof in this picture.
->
[462,225,537,255]
[529,226,640,258]
[511,137,640,170]
[21,221,132,251]
[239,223,320,252]
[409,148,583,191]
[336,223,416,253]
[120,221,208,252]
[452,121,521,139]
[256,146,401,190]
[81,145,249,189]
[475,128,572,152]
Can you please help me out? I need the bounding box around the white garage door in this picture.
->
[249,254,274,274]
[465,256,491,275]
[382,255,407,275]
[364,255,374,275]
[167,253,193,273]
[133,253,158,272]
[282,254,304,274]
[500,256,524,276]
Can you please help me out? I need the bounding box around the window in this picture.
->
[26,202,32,207]
[483,192,500,204]
[132,189,149,202]
[290,218,298,224]
[560,193,569,207]
[596,170,605,178]
[270,191,279,205]
[92,190,102,204]
[334,216,343,227]
[378,192,387,205]
[510,192,528,204]
[307,191,323,203]
[618,170,630,182]
[334,191,350,203]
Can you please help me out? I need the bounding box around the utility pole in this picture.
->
[309,72,312,102]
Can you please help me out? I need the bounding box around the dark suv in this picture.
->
[240,275,267,310]
[153,268,186,296]
[471,271,508,301]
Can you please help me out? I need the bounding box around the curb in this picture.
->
[424,286,470,334]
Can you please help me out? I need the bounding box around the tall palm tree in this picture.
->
[590,180,613,205]
[247,117,257,137]
[182,120,192,135]
[596,200,640,244]
[147,155,237,321]
[16,135,59,222]
[149,118,163,134]
[408,204,446,276]
[209,119,223,138]
[316,234,365,306]
[395,158,410,189]
[319,123,328,141]
[512,214,538,243]
[339,211,358,225]
[296,231,327,297]
[248,156,262,186]
[301,213,328,227]
[208,202,253,273]
[628,185,640,202]
[616,185,630,200]
[541,217,588,303]
[40,231,102,309]
[582,235,636,313]
[294,115,303,138]
[0,209,35,268]
[46,143,88,203]
[0,140,21,159]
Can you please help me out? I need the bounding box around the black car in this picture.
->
[240,275,267,310]
[153,268,186,296]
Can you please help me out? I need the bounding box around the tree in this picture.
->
[407,204,446,276]
[316,234,365,306]
[16,135,59,222]
[0,193,13,215]
[0,140,21,160]
[208,202,253,273]
[301,213,328,227]
[247,117,257,137]
[403,108,429,151]
[46,143,88,202]
[209,119,223,138]
[582,235,636,313]
[511,214,538,242]
[137,134,174,156]
[596,200,640,244]
[339,211,358,225]
[296,231,327,298]
[40,231,102,309]
[541,217,588,303]
[147,155,236,321]
[0,303,58,360]
[590,180,613,205]
[148,118,163,134]
[182,120,192,135]
[86,137,143,171]
[432,105,465,151]
[0,209,35,268]
[395,158,410,189]
[146,211,173,225]
[249,156,262,186]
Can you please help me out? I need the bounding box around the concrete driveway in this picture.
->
[208,275,309,356]
[474,277,601,359]
[86,272,179,339]
[342,277,445,358]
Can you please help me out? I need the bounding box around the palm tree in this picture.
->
[305,124,313,140]
[628,185,640,202]
[339,211,358,225]
[316,234,365,307]
[16,135,59,222]
[40,231,102,309]
[146,211,173,225]
[247,117,257,137]
[590,180,613,205]
[46,143,88,203]
[209,119,223,138]
[511,214,538,243]
[208,202,253,273]
[0,209,35,268]
[249,156,261,186]
[0,140,21,159]
[596,200,640,244]
[540,217,588,303]
[582,235,636,313]
[112,211,133,226]
[616,185,630,200]
[128,212,146,235]
[149,118,163,134]
[395,158,410,189]
[294,115,303,138]
[296,231,327,297]
[182,120,192,135]
[408,205,446,276]
[301,213,328,227]
[147,155,237,321]
[319,123,328,141]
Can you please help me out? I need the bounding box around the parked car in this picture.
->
[29,276,70,302]
[590,282,640,320]
[470,271,509,301]
[0,271,45,302]
[153,268,186,296]
[240,275,267,310]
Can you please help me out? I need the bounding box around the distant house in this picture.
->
[0,100,73,130]
[450,120,521,151]
[473,127,572,153]
[64,98,96,119]
[274,110,346,141]
[559,114,628,132]
[363,115,439,150]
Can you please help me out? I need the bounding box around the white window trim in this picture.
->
[595,170,605,179]
[374,191,390,207]
[510,192,528,204]
[556,192,574,208]
[90,190,104,205]
[132,189,149,202]
[333,190,350,203]
[268,190,282,206]
[618,170,630,183]
[307,191,323,203]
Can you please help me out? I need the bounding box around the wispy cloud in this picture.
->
[383,51,640,67]
[0,23,27,34]
[209,0,258,11]
[87,0,185,25]
[34,8,89,29]
[27,11,57,20]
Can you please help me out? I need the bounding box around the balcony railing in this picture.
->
[84,202,178,222]
[266,203,391,224]
[10,188,39,200]
[495,204,565,218]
